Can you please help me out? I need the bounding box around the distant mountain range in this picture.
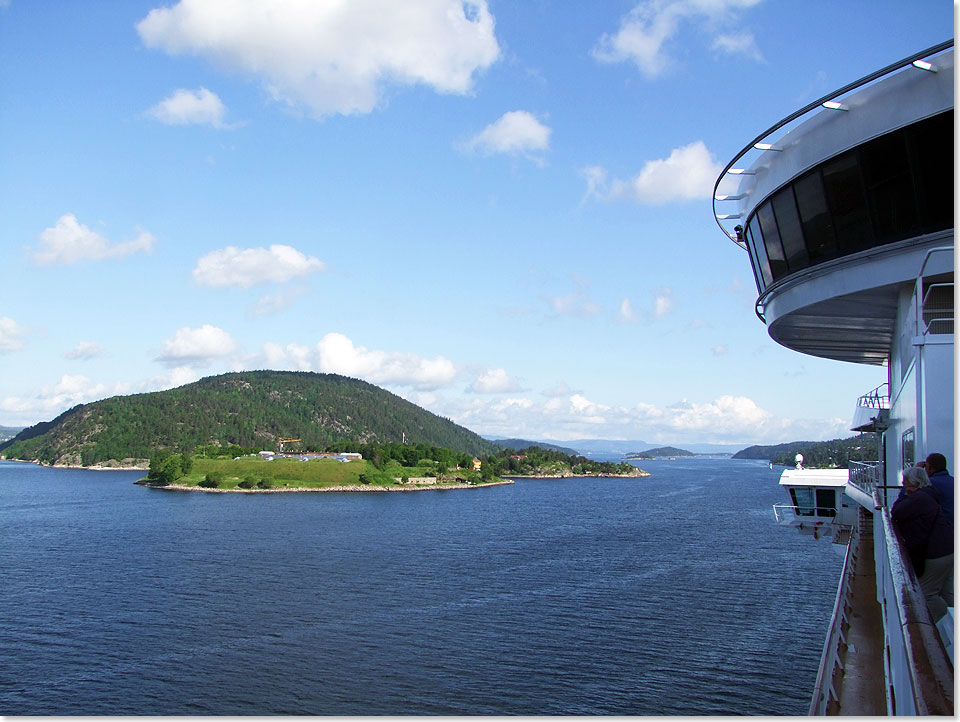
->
[0,425,24,444]
[485,438,579,455]
[486,437,743,458]
[0,371,498,466]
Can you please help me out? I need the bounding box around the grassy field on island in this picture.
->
[154,456,492,490]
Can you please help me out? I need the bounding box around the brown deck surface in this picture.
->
[832,518,887,715]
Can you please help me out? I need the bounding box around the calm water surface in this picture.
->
[0,458,840,715]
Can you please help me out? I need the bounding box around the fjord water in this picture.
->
[1,458,839,715]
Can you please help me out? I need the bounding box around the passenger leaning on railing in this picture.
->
[892,465,954,621]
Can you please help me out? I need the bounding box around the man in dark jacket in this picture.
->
[924,452,954,518]
[892,466,954,621]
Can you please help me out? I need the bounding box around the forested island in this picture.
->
[0,371,649,492]
[486,446,649,478]
[734,435,877,468]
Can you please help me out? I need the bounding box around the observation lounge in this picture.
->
[714,41,954,716]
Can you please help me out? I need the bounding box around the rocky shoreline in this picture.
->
[505,469,651,479]
[135,479,515,493]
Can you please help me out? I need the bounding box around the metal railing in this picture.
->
[848,460,882,496]
[809,512,862,714]
[876,508,954,714]
[915,246,954,336]
[855,383,889,410]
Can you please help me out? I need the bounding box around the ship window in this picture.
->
[815,488,837,517]
[757,202,788,280]
[794,170,837,264]
[771,185,810,272]
[821,151,874,254]
[790,487,816,516]
[902,428,915,469]
[906,111,954,231]
[746,219,773,288]
[860,131,917,242]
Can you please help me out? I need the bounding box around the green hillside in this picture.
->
[733,435,878,468]
[0,371,498,466]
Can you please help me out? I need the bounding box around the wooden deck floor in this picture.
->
[830,513,888,715]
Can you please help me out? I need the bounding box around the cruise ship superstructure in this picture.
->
[714,42,954,715]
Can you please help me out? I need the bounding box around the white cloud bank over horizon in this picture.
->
[137,0,501,119]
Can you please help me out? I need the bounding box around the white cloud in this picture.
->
[711,344,728,356]
[193,244,325,288]
[0,369,200,427]
[258,333,458,391]
[0,374,119,426]
[547,277,602,318]
[30,214,155,266]
[141,366,199,392]
[712,32,764,61]
[314,333,457,390]
[595,141,722,204]
[248,288,308,317]
[0,317,24,354]
[431,387,848,445]
[592,0,764,78]
[654,288,674,317]
[137,0,500,119]
[64,341,103,360]
[467,368,522,394]
[147,87,228,128]
[618,297,637,323]
[156,324,238,367]
[463,110,550,160]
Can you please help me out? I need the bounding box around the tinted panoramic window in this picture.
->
[746,221,773,288]
[771,186,809,271]
[746,110,953,291]
[757,202,787,279]
[794,170,837,263]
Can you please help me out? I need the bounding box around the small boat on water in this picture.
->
[714,40,954,715]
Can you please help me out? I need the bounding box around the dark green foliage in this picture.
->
[238,475,257,489]
[256,478,273,489]
[358,473,371,485]
[734,435,879,468]
[481,446,639,476]
[199,471,225,488]
[0,371,498,465]
[145,451,186,485]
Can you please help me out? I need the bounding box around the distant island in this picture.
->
[624,446,695,459]
[491,446,648,478]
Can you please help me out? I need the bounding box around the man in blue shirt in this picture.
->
[925,453,954,518]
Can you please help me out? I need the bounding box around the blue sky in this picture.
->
[0,0,953,445]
